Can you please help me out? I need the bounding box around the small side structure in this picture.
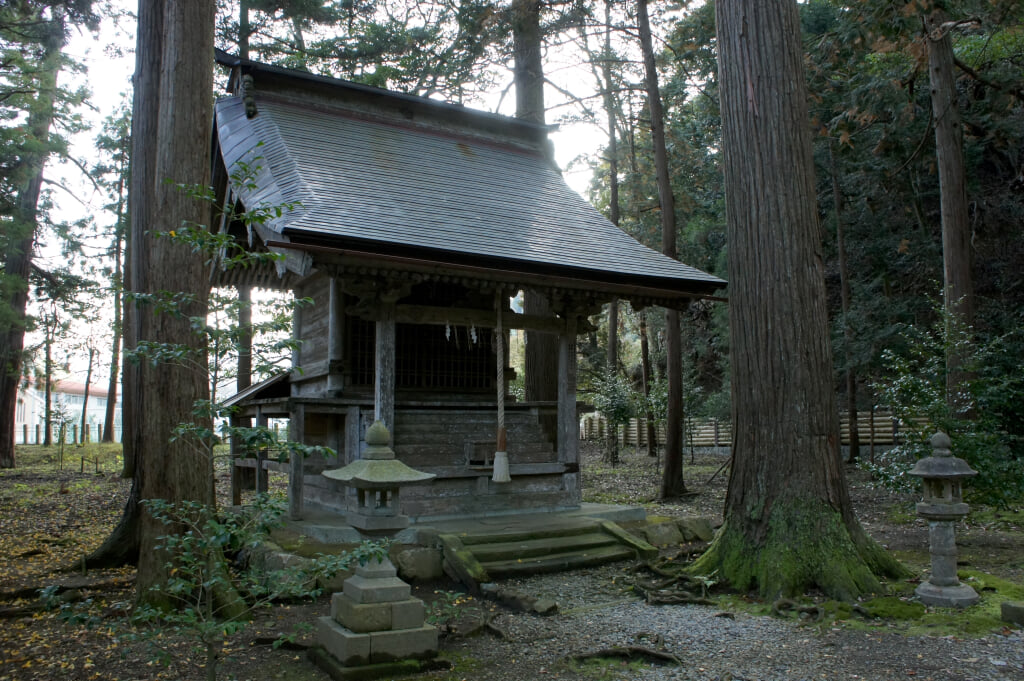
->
[212,50,724,524]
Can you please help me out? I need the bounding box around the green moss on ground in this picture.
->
[861,596,926,619]
[691,498,906,601]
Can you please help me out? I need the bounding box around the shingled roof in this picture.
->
[212,53,725,304]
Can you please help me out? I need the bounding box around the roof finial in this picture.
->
[242,74,257,118]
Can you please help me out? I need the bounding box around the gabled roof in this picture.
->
[213,53,725,304]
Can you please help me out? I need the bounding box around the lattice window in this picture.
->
[348,317,494,392]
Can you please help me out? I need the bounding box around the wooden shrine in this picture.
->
[211,51,724,523]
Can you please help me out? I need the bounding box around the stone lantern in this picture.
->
[907,431,979,607]
[322,421,435,532]
[316,422,439,672]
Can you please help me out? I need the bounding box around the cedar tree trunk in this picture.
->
[636,0,685,497]
[692,0,905,599]
[513,0,559,404]
[925,8,974,409]
[0,16,64,468]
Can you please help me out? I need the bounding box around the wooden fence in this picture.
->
[581,410,924,448]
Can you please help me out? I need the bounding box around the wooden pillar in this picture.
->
[345,406,361,465]
[256,407,268,494]
[35,424,40,444]
[557,317,578,465]
[229,414,242,506]
[327,277,345,395]
[374,305,396,433]
[22,424,28,445]
[289,402,305,520]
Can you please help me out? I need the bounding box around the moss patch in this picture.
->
[691,498,905,600]
[861,596,926,620]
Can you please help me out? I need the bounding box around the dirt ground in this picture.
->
[0,442,1022,681]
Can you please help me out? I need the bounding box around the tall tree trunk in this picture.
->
[693,0,905,599]
[91,1,217,588]
[132,0,217,600]
[602,2,621,467]
[639,310,657,456]
[0,14,64,468]
[635,0,685,497]
[925,8,974,410]
[829,143,859,463]
[513,0,558,405]
[43,322,54,447]
[103,227,123,443]
[80,347,95,444]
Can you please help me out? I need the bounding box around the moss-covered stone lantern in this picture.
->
[907,431,979,607]
[322,421,435,533]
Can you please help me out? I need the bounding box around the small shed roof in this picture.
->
[213,53,724,304]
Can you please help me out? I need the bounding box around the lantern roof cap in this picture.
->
[321,421,436,488]
[907,431,977,479]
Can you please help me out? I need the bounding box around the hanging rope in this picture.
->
[496,294,505,449]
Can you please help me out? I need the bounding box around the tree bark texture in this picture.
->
[0,15,64,468]
[925,9,974,409]
[694,0,905,599]
[636,0,685,496]
[112,0,216,592]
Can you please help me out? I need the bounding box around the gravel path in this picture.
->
[437,563,1024,681]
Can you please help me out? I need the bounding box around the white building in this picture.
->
[15,379,122,444]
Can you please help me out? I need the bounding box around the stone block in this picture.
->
[644,521,683,546]
[316,616,370,667]
[354,557,398,580]
[348,514,410,531]
[344,574,411,604]
[1001,601,1024,626]
[391,599,426,630]
[677,516,715,542]
[915,581,979,608]
[368,625,437,663]
[331,594,392,633]
[395,547,444,582]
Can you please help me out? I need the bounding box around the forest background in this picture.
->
[2,0,1023,502]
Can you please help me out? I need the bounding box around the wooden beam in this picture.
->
[557,317,579,465]
[327,276,344,394]
[390,304,568,335]
[374,305,396,433]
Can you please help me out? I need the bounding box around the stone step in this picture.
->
[481,544,636,579]
[468,532,620,563]
[455,520,605,546]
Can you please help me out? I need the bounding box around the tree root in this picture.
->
[571,645,682,666]
[770,598,824,623]
[630,559,716,606]
[455,611,509,639]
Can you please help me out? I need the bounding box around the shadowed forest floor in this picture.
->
[0,442,1021,680]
